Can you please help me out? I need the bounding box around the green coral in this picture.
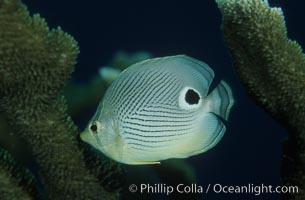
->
[0,148,40,200]
[215,0,305,199]
[0,0,124,199]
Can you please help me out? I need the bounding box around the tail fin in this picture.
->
[205,80,234,120]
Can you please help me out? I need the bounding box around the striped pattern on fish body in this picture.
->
[81,55,234,165]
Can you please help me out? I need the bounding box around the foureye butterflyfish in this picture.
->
[81,55,234,165]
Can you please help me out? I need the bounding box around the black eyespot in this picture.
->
[185,89,200,105]
[90,124,98,134]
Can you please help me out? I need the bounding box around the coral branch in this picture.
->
[0,148,40,200]
[81,141,126,192]
[215,0,305,199]
[0,0,123,199]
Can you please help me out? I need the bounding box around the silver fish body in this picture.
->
[81,55,234,165]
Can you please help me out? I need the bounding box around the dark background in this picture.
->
[22,0,305,199]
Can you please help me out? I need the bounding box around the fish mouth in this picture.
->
[80,129,110,153]
[80,131,90,143]
[80,130,102,149]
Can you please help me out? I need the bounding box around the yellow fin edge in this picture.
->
[129,161,161,165]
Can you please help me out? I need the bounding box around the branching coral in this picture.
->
[0,0,124,199]
[0,147,40,199]
[215,0,305,199]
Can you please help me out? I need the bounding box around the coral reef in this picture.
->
[215,0,305,199]
[0,147,39,199]
[0,0,124,199]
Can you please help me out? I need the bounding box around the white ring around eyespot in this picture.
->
[178,87,202,110]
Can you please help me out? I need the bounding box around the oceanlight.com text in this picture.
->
[128,183,299,196]
[210,183,299,196]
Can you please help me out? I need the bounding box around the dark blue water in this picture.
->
[22,0,305,199]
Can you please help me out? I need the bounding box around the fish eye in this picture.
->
[90,124,98,134]
[185,89,200,105]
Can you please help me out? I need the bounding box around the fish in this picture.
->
[80,55,234,165]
